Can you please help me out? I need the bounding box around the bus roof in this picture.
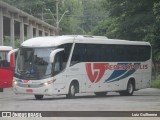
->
[21,35,151,47]
[0,46,13,51]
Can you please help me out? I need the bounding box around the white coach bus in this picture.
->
[8,35,152,100]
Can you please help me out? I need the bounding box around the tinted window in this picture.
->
[71,43,151,65]
[0,51,10,68]
[58,43,72,67]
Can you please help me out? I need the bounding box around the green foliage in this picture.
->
[61,0,84,34]
[152,1,160,62]
[92,18,119,38]
[151,75,160,89]
[154,2,160,23]
[3,36,20,48]
[93,0,155,41]
[3,36,10,46]
[81,0,107,33]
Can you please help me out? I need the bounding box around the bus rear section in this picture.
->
[0,46,14,92]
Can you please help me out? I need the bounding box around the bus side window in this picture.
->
[0,52,10,68]
[70,44,86,66]
[70,44,80,66]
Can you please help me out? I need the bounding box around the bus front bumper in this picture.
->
[13,83,66,96]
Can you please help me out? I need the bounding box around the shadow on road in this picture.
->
[17,93,160,101]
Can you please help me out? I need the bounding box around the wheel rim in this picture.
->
[128,83,133,93]
[70,85,75,96]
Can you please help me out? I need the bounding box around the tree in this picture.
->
[60,0,84,34]
[153,1,160,62]
[92,18,119,38]
[93,0,155,41]
[81,0,107,33]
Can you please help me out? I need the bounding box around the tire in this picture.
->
[0,88,3,92]
[94,92,107,97]
[34,95,43,100]
[126,81,134,96]
[66,83,76,99]
[119,81,134,96]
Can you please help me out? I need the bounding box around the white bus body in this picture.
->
[11,35,152,99]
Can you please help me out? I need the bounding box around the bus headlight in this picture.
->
[43,79,56,86]
[13,80,18,85]
[44,82,49,86]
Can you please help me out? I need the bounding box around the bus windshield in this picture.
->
[15,47,54,79]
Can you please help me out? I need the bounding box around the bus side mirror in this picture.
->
[7,49,19,68]
[50,48,64,63]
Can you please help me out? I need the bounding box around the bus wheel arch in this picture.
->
[66,80,79,99]
[119,78,135,96]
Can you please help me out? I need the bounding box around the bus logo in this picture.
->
[86,63,108,83]
[86,63,148,83]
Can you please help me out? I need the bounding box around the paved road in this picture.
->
[0,88,160,120]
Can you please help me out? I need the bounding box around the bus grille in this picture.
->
[17,83,43,88]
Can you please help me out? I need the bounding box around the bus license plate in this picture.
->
[26,89,33,93]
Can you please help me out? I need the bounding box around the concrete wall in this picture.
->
[0,1,57,48]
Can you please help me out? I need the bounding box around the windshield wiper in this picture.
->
[17,70,26,75]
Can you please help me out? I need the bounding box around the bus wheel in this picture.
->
[34,95,43,100]
[66,83,76,99]
[119,81,134,96]
[0,88,3,92]
[126,81,134,96]
[94,92,107,97]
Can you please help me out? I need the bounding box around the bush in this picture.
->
[151,75,160,88]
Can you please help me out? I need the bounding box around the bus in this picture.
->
[8,35,152,99]
[0,46,14,92]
